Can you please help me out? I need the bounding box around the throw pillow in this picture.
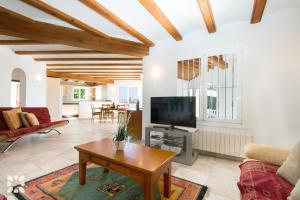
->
[19,112,30,127]
[25,113,40,126]
[2,108,22,130]
[277,141,300,185]
[288,179,300,200]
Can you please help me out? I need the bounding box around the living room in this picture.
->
[0,0,300,200]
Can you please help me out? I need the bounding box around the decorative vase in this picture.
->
[115,140,126,150]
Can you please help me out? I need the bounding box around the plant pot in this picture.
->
[115,140,126,150]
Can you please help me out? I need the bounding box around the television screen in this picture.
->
[151,96,196,128]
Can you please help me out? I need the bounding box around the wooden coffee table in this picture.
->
[74,138,176,200]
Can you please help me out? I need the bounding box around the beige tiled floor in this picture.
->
[0,119,241,200]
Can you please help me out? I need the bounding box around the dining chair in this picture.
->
[91,104,102,122]
[117,104,127,122]
[101,104,114,123]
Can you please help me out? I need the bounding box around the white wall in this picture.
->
[143,8,300,148]
[47,77,62,120]
[0,47,46,107]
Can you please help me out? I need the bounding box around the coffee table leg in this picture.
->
[104,168,109,173]
[144,175,154,200]
[79,156,87,185]
[163,164,171,198]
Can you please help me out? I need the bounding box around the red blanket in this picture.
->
[237,161,294,200]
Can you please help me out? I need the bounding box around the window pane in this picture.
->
[206,54,237,120]
[177,58,202,119]
[80,89,86,99]
[73,88,79,99]
[129,87,138,103]
[119,87,128,103]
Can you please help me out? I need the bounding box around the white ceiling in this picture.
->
[0,0,299,61]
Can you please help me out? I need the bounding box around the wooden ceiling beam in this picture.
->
[68,72,142,75]
[21,0,109,38]
[36,57,142,61]
[0,6,149,57]
[91,75,140,77]
[47,71,114,84]
[15,50,107,55]
[251,0,267,24]
[197,0,216,33]
[0,5,35,23]
[93,76,141,80]
[208,56,228,69]
[138,0,182,41]
[0,39,47,45]
[47,63,142,67]
[47,67,143,71]
[79,0,154,47]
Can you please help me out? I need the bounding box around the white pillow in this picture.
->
[277,141,300,185]
[288,179,300,200]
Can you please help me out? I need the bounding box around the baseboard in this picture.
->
[196,149,244,162]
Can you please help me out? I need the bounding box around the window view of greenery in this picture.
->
[73,88,86,100]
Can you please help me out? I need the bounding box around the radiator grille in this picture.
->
[193,128,253,158]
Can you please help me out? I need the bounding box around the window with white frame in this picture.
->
[119,87,139,104]
[177,53,241,124]
[73,87,87,100]
[119,87,128,103]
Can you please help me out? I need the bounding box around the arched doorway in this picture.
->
[11,68,26,107]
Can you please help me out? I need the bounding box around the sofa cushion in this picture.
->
[2,108,22,130]
[277,141,300,185]
[25,113,40,126]
[237,161,293,200]
[22,107,51,124]
[288,179,300,200]
[245,143,290,166]
[19,112,30,127]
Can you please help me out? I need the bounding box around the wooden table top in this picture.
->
[75,138,176,174]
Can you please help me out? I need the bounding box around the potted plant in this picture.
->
[114,112,132,150]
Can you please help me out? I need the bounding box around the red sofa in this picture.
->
[0,107,68,152]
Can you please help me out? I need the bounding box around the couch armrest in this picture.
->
[245,143,290,166]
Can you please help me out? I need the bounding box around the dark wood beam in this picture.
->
[197,0,216,33]
[15,50,107,55]
[0,6,149,57]
[36,57,142,61]
[0,39,46,45]
[138,0,182,41]
[47,67,143,71]
[47,71,114,84]
[79,0,154,47]
[251,0,267,24]
[47,63,142,67]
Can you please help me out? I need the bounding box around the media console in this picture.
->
[145,126,199,166]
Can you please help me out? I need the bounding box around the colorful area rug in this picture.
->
[13,163,208,200]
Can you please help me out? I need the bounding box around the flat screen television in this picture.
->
[151,96,196,128]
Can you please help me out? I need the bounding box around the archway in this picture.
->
[11,68,26,107]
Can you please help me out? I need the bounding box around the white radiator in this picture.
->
[193,128,253,158]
